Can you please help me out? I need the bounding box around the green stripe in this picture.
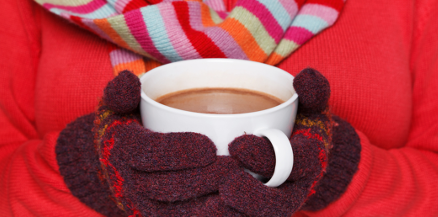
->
[107,15,155,59]
[209,8,223,24]
[229,7,276,55]
[274,39,299,57]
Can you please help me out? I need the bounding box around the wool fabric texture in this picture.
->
[67,68,344,216]
[302,115,361,211]
[34,0,344,76]
[224,68,345,216]
[56,114,126,217]
[226,69,361,214]
[102,70,141,113]
[93,71,234,215]
[2,0,438,216]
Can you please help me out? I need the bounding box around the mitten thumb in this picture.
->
[293,68,330,115]
[102,70,141,114]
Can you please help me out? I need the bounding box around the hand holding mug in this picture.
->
[213,68,335,216]
[95,63,299,216]
[139,59,298,187]
[94,71,239,216]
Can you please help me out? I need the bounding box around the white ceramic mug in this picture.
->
[139,59,298,187]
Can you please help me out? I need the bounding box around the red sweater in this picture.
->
[1,0,437,216]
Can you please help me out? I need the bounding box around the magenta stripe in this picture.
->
[157,3,201,60]
[43,0,106,14]
[125,10,169,63]
[217,11,228,19]
[235,0,284,43]
[299,3,339,25]
[278,0,298,17]
[284,26,314,45]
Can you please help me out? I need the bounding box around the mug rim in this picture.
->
[139,58,298,119]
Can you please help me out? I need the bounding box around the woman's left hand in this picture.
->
[205,68,361,216]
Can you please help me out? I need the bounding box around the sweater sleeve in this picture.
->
[0,0,102,216]
[301,0,438,216]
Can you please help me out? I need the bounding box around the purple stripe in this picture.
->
[284,26,314,45]
[235,0,285,43]
[205,27,248,59]
[125,10,169,63]
[43,0,106,14]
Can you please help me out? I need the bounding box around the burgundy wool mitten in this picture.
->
[216,68,361,216]
[57,71,241,216]
[94,71,244,216]
[56,114,126,217]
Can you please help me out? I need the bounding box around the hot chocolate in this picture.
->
[155,88,284,114]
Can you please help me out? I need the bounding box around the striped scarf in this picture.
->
[35,0,344,77]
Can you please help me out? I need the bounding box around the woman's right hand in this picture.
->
[57,71,240,216]
[94,71,245,216]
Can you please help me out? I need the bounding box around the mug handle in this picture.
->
[254,128,294,187]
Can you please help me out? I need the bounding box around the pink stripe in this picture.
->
[299,3,339,25]
[125,10,169,63]
[114,0,131,13]
[204,0,226,12]
[284,26,314,45]
[157,3,201,60]
[186,2,246,59]
[109,49,143,66]
[59,12,71,19]
[235,0,285,43]
[187,2,204,31]
[205,27,248,59]
[43,0,106,14]
[278,0,298,17]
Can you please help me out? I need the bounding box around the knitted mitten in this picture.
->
[215,68,361,216]
[56,113,125,217]
[57,71,240,216]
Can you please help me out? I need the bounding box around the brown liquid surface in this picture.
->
[155,88,284,114]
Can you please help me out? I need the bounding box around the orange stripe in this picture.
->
[144,59,162,72]
[94,19,131,50]
[200,3,216,27]
[265,52,284,65]
[113,59,146,76]
[219,18,267,61]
